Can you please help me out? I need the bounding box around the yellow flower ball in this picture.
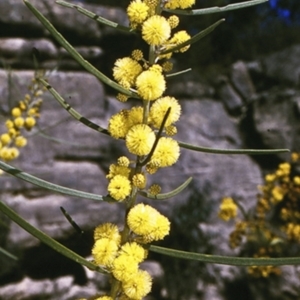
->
[127,203,159,236]
[112,254,139,282]
[92,237,119,267]
[11,107,22,117]
[149,96,181,129]
[108,175,132,201]
[122,269,152,299]
[0,147,19,161]
[132,173,146,189]
[14,117,25,128]
[94,223,121,244]
[126,124,155,156]
[169,30,191,52]
[165,0,195,9]
[218,197,238,221]
[106,164,131,180]
[127,0,149,24]
[113,57,143,86]
[0,133,11,146]
[151,137,180,167]
[108,111,130,139]
[15,136,27,148]
[119,242,148,263]
[142,15,171,45]
[25,116,36,129]
[127,106,144,128]
[136,70,166,101]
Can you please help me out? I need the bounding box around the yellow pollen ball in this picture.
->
[113,57,143,86]
[151,137,180,167]
[149,96,181,128]
[127,0,149,25]
[142,15,171,46]
[136,70,166,101]
[108,175,132,201]
[125,124,155,156]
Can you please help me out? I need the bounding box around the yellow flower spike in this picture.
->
[218,197,238,221]
[1,133,12,145]
[148,184,161,195]
[94,223,121,244]
[108,175,132,201]
[169,30,191,53]
[168,15,180,29]
[119,242,148,263]
[125,124,155,156]
[24,116,36,129]
[132,173,147,189]
[11,107,22,117]
[122,269,152,300]
[136,70,166,101]
[151,137,180,167]
[15,136,27,148]
[142,15,171,46]
[149,96,181,129]
[127,0,149,25]
[112,254,139,282]
[106,164,131,179]
[8,128,19,138]
[92,237,119,267]
[117,156,130,167]
[113,57,143,86]
[14,117,25,128]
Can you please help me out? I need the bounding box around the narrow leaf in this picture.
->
[178,141,290,155]
[56,0,133,33]
[23,0,138,97]
[0,200,106,273]
[39,78,110,135]
[0,160,105,201]
[139,177,193,200]
[163,0,268,16]
[160,19,225,55]
[150,245,300,266]
[0,246,18,261]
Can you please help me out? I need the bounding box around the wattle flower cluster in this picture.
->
[0,76,43,163]
[92,204,170,299]
[91,0,195,298]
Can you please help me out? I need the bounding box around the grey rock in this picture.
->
[0,38,58,59]
[58,46,103,60]
[216,75,244,113]
[252,88,300,159]
[231,60,256,101]
[262,44,300,85]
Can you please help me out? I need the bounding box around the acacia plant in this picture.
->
[0,0,297,299]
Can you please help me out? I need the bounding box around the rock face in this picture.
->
[0,1,300,300]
